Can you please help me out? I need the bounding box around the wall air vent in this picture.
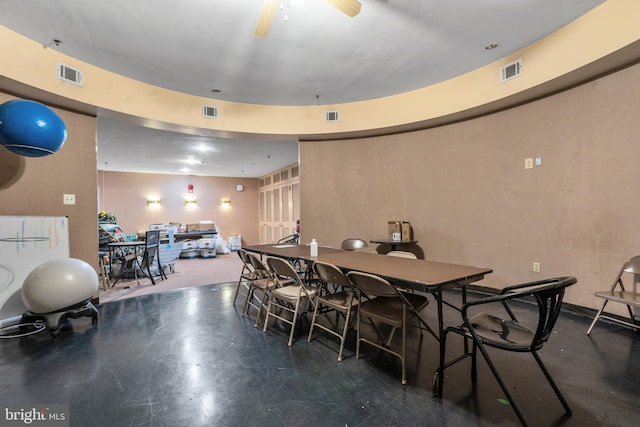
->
[325,110,339,122]
[500,59,523,83]
[202,105,218,119]
[57,63,83,86]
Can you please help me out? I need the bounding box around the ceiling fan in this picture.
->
[254,0,362,38]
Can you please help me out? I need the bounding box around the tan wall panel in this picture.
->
[300,62,640,313]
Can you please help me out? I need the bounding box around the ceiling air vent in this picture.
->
[202,105,218,119]
[500,59,523,83]
[57,63,83,86]
[325,110,339,122]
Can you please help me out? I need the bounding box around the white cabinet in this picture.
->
[259,164,300,244]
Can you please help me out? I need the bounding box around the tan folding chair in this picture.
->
[355,247,378,254]
[341,238,368,251]
[387,250,418,292]
[263,257,318,346]
[587,255,640,334]
[308,261,358,361]
[234,249,256,305]
[387,250,417,259]
[242,253,276,328]
[346,271,434,385]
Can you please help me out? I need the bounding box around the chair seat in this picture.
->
[402,292,430,312]
[588,255,640,336]
[347,270,434,385]
[594,290,640,307]
[272,284,317,301]
[252,277,276,291]
[465,313,535,351]
[318,290,359,310]
[360,293,428,328]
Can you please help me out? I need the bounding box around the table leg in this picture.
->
[433,289,445,397]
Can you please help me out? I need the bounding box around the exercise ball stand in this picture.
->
[20,299,98,336]
[20,258,100,336]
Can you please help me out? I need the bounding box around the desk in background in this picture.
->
[106,241,145,285]
[370,238,418,252]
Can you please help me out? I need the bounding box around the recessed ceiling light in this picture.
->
[485,43,499,50]
[194,143,212,152]
[183,158,201,165]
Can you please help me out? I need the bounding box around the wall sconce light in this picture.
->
[184,198,197,206]
[147,198,161,207]
[219,198,231,207]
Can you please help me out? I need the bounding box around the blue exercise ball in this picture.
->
[0,99,67,157]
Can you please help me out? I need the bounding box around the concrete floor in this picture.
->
[0,282,638,426]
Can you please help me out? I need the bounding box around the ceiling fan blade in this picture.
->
[324,0,362,17]
[254,0,280,38]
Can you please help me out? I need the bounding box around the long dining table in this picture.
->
[242,244,493,395]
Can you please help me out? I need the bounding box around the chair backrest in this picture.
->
[347,271,399,298]
[139,230,161,268]
[615,255,640,292]
[387,250,417,259]
[621,255,640,274]
[487,276,577,349]
[277,233,300,244]
[341,238,368,251]
[145,230,160,249]
[267,257,301,285]
[237,248,251,264]
[237,249,254,272]
[248,253,271,279]
[355,247,378,254]
[313,261,351,288]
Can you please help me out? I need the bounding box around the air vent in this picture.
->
[325,110,339,122]
[500,59,523,83]
[57,63,83,86]
[202,105,218,118]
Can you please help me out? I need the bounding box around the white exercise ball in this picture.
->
[22,258,98,314]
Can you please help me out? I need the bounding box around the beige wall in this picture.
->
[300,62,640,314]
[98,171,259,245]
[0,93,98,268]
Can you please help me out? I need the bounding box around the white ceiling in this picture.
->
[0,0,605,177]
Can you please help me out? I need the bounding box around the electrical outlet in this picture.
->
[525,158,533,169]
[534,157,542,167]
[533,262,541,273]
[63,194,76,205]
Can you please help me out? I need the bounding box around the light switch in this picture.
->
[524,158,533,169]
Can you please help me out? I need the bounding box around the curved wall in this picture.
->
[300,62,640,312]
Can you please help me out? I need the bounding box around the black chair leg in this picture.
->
[475,343,529,427]
[532,351,572,415]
